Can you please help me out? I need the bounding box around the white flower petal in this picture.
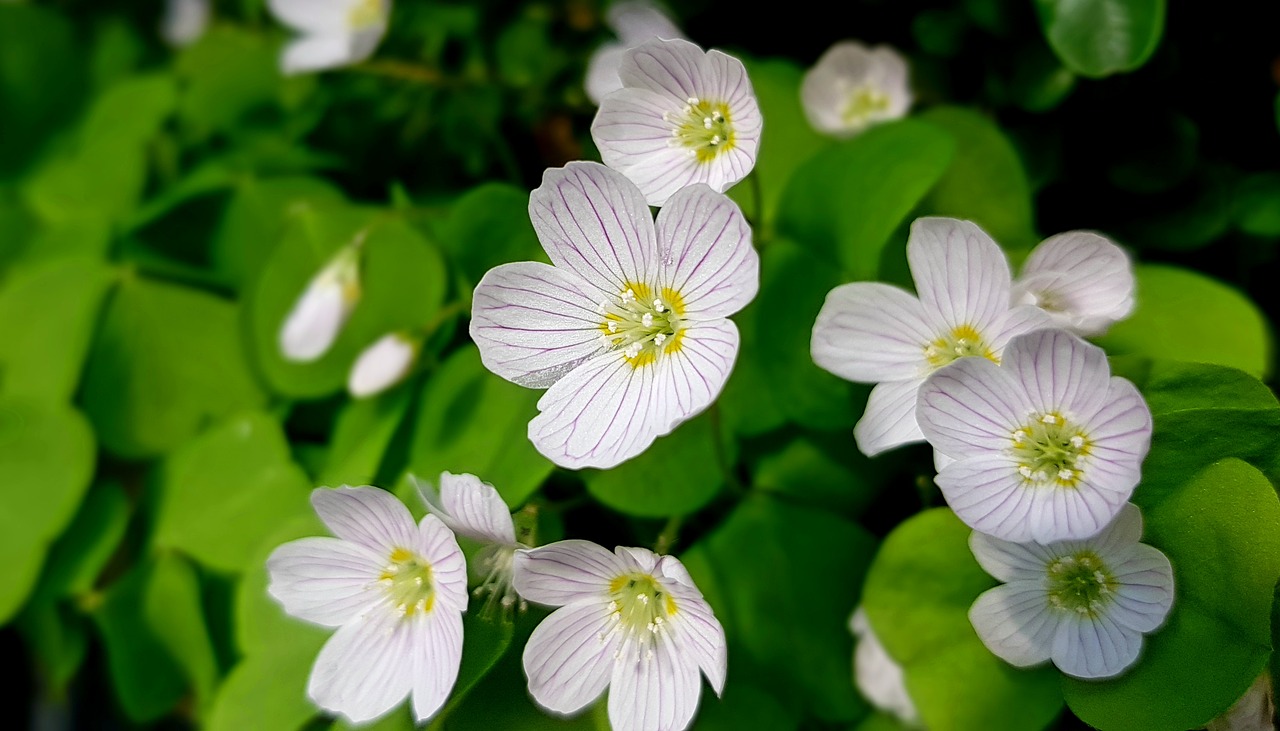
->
[968,531,1055,583]
[654,185,758,319]
[280,33,360,75]
[1088,502,1144,554]
[616,37,708,104]
[311,486,419,554]
[1001,329,1112,424]
[1082,377,1153,471]
[936,453,1037,542]
[513,540,622,606]
[850,608,919,725]
[266,536,385,627]
[280,248,360,362]
[1026,476,1129,544]
[609,1,682,45]
[646,319,739,438]
[161,0,210,47]
[528,162,657,297]
[811,282,935,383]
[1018,231,1135,336]
[1051,611,1143,679]
[413,514,469,614]
[586,42,630,105]
[269,0,353,33]
[593,87,706,207]
[523,600,620,715]
[853,378,926,456]
[307,600,415,724]
[969,582,1056,668]
[907,217,1013,335]
[411,608,464,723]
[657,558,726,696]
[917,356,1028,459]
[348,332,417,397]
[987,305,1055,356]
[608,637,702,731]
[616,545,661,574]
[434,471,518,546]
[1107,543,1174,633]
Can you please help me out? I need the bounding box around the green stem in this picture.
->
[654,515,684,555]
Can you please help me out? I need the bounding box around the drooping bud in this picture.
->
[279,244,362,362]
[347,331,419,398]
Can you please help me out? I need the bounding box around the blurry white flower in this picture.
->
[266,486,468,724]
[969,503,1174,680]
[801,41,912,138]
[348,332,418,398]
[160,0,210,47]
[850,608,922,728]
[592,38,762,207]
[917,329,1152,543]
[414,471,526,616]
[1013,231,1136,337]
[514,541,726,731]
[279,244,362,363]
[268,0,391,75]
[470,161,758,469]
[810,217,1050,457]
[585,1,685,105]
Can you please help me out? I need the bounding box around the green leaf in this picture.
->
[234,513,328,655]
[583,411,730,518]
[81,275,267,459]
[436,183,545,289]
[917,107,1038,251]
[144,553,221,715]
[15,600,88,693]
[0,257,116,405]
[777,119,954,278]
[0,399,95,623]
[405,346,552,508]
[1064,459,1280,730]
[861,509,1064,731]
[693,676,800,730]
[1232,172,1280,237]
[684,495,877,723]
[155,412,314,574]
[717,297,788,437]
[1034,0,1166,78]
[320,387,415,487]
[1095,264,1273,379]
[247,208,447,398]
[441,613,515,718]
[206,640,324,731]
[175,25,292,139]
[0,5,85,177]
[752,438,878,517]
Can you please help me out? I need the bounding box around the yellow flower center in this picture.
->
[599,282,685,368]
[608,573,678,637]
[1009,411,1091,487]
[924,324,998,370]
[379,547,435,617]
[1046,551,1116,617]
[664,97,736,163]
[842,85,890,126]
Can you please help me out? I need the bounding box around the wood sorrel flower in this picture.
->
[801,41,912,138]
[1013,231,1136,337]
[279,243,362,363]
[514,541,726,731]
[470,161,758,469]
[585,1,685,105]
[268,0,391,75]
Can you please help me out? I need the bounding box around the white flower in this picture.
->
[414,472,526,616]
[268,0,391,75]
[161,0,210,47]
[592,38,762,207]
[917,328,1152,543]
[469,161,758,469]
[349,332,418,398]
[279,244,362,363]
[266,486,468,724]
[810,217,1050,457]
[801,41,912,139]
[1013,231,1136,337]
[585,1,685,105]
[968,503,1174,680]
[850,608,922,728]
[514,541,726,731]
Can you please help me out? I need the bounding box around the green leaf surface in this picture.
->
[436,182,544,290]
[0,5,85,177]
[1233,172,1280,237]
[692,675,800,730]
[175,25,290,139]
[144,553,220,715]
[34,481,130,601]
[81,275,267,458]
[861,509,1064,731]
[206,639,325,731]
[1034,0,1166,77]
[717,298,788,437]
[441,613,515,718]
[752,438,878,516]
[234,513,328,655]
[320,387,415,487]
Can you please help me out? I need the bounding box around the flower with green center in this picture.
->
[268,0,391,75]
[266,486,468,724]
[812,217,1050,457]
[514,541,726,731]
[1013,231,1136,337]
[802,41,912,138]
[593,38,762,206]
[969,504,1174,679]
[917,329,1152,543]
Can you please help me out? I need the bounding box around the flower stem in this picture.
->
[655,515,683,554]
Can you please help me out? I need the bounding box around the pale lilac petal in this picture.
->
[654,185,758,319]
[529,162,658,296]
[1087,503,1144,554]
[1083,378,1153,471]
[617,37,707,102]
[593,88,705,207]
[1107,543,1174,633]
[587,43,630,105]
[513,540,622,607]
[266,537,385,627]
[646,320,739,439]
[849,608,918,725]
[1026,477,1128,544]
[907,217,1013,335]
[662,578,726,696]
[969,583,1056,668]
[307,601,414,724]
[1002,329,1112,423]
[609,1,682,45]
[702,49,762,163]
[811,283,934,383]
[311,487,418,554]
[608,637,702,731]
[1017,231,1135,336]
[917,357,1028,459]
[987,305,1054,355]
[854,378,926,456]
[410,608,464,723]
[470,261,608,389]
[414,514,469,614]
[1051,612,1143,679]
[936,453,1037,542]
[269,0,351,33]
[524,600,620,715]
[433,471,517,546]
[280,273,350,362]
[616,546,661,574]
[968,531,1054,583]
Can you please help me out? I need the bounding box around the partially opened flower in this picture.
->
[280,244,362,362]
[592,38,762,207]
[585,1,685,105]
[268,0,391,75]
[917,328,1152,543]
[266,487,467,724]
[514,541,726,731]
[1013,231,1135,337]
[801,41,912,138]
[161,0,210,47]
[969,503,1174,679]
[470,161,758,469]
[415,471,526,615]
[810,217,1050,457]
[348,331,418,398]
[850,608,921,728]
